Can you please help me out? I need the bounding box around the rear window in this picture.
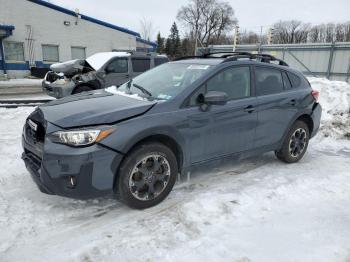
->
[282,71,292,89]
[132,58,151,72]
[287,72,301,88]
[255,67,284,96]
[154,57,169,67]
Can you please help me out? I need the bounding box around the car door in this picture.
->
[254,66,299,148]
[102,57,130,87]
[130,57,151,78]
[183,66,258,164]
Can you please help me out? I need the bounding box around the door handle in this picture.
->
[288,99,296,106]
[244,105,255,113]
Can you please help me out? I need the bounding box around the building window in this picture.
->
[4,42,25,61]
[71,47,86,60]
[42,45,59,62]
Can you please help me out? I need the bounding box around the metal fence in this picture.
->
[202,42,350,82]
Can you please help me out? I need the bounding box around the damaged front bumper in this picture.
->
[42,79,75,99]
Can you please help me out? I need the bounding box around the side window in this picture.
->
[207,66,251,100]
[282,71,292,89]
[255,67,284,95]
[287,72,301,88]
[106,58,128,73]
[132,58,151,72]
[188,66,250,106]
[154,57,169,67]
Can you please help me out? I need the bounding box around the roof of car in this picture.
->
[172,58,224,65]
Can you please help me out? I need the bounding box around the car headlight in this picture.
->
[50,128,115,147]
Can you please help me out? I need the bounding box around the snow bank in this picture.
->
[308,77,350,139]
[0,78,43,87]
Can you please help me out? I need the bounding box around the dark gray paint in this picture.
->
[23,58,322,199]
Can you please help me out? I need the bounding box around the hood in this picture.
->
[50,59,86,74]
[39,90,156,128]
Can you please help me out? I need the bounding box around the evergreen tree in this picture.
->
[156,32,165,54]
[164,38,172,56]
[181,38,192,56]
[166,22,182,58]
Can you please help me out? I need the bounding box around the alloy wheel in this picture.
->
[128,154,171,201]
[289,128,307,158]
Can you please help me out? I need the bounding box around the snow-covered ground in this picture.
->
[0,78,43,87]
[0,78,349,262]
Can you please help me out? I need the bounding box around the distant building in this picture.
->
[0,0,157,78]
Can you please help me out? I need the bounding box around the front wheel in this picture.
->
[117,142,178,209]
[275,120,310,163]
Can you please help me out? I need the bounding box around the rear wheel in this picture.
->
[117,142,178,209]
[275,120,310,163]
[72,85,93,94]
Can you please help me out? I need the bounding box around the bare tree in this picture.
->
[240,30,259,44]
[272,20,310,44]
[177,0,237,46]
[139,17,155,41]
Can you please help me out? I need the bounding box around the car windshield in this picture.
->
[116,63,212,101]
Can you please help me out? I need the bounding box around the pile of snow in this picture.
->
[308,77,350,139]
[0,78,43,87]
[104,85,147,101]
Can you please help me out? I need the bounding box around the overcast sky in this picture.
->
[51,0,350,39]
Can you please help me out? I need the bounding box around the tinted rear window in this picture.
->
[154,57,169,67]
[255,67,284,95]
[282,71,292,89]
[132,58,151,72]
[287,72,301,88]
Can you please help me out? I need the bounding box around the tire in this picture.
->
[275,120,310,163]
[72,85,93,94]
[117,142,178,209]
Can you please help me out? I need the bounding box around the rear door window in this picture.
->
[255,67,284,96]
[282,71,292,89]
[287,72,301,88]
[132,58,151,72]
[154,57,169,67]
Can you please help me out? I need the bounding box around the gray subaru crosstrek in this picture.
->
[22,52,322,209]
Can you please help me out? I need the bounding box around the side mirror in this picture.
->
[204,91,228,105]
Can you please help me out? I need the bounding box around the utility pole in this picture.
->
[233,25,239,51]
[258,25,263,54]
[267,27,275,45]
[194,0,199,55]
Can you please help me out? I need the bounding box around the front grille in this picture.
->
[25,109,46,144]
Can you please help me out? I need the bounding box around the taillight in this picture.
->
[311,90,319,102]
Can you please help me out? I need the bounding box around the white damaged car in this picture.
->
[42,52,168,98]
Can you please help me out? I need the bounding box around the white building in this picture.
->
[0,0,157,78]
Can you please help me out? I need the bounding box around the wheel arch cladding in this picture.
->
[123,134,184,172]
[112,133,184,193]
[296,114,314,134]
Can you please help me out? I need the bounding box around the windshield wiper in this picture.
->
[132,83,152,97]
[126,80,152,98]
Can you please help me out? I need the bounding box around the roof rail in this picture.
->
[173,51,289,66]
